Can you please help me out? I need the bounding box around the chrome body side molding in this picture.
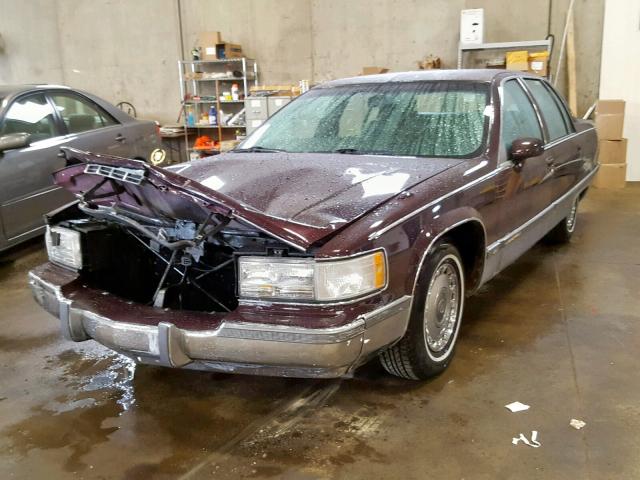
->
[486,166,598,255]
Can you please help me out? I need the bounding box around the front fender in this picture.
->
[403,207,487,295]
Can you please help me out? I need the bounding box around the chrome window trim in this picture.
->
[537,78,576,134]
[486,165,598,254]
[544,127,595,150]
[497,76,593,163]
[497,75,546,165]
[515,77,549,143]
[521,77,575,142]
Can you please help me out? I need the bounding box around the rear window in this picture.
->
[242,81,490,158]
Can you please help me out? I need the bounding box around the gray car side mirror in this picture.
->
[0,133,31,153]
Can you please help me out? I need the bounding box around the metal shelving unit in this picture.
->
[178,58,258,159]
[457,39,552,75]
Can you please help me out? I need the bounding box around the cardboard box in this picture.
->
[506,50,529,71]
[598,138,627,164]
[595,100,625,140]
[198,31,223,61]
[361,66,390,75]
[528,51,549,76]
[593,163,627,189]
[216,43,243,59]
[460,9,484,45]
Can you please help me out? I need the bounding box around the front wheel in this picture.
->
[379,242,465,380]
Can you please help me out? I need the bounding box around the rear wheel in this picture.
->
[380,242,465,380]
[545,196,579,243]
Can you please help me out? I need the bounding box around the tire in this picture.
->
[380,242,465,380]
[545,196,579,244]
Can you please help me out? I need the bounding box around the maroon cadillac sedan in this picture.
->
[29,70,597,379]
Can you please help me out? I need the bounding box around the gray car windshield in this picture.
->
[240,81,490,158]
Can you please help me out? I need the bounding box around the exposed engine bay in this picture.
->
[49,202,304,313]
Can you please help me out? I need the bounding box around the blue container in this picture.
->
[208,105,217,125]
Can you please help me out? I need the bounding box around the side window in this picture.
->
[524,79,572,141]
[0,94,58,142]
[49,94,117,134]
[501,80,543,154]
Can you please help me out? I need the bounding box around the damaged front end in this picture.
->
[29,149,412,378]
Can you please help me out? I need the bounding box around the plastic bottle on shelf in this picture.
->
[208,105,217,125]
[231,83,240,101]
[186,106,195,126]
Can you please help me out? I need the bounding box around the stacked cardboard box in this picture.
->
[505,50,549,76]
[197,31,244,60]
[593,100,627,189]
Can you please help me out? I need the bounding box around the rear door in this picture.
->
[0,93,72,240]
[521,78,581,201]
[47,91,131,158]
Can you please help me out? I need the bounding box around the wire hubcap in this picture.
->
[425,261,460,353]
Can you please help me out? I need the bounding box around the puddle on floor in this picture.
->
[3,349,136,472]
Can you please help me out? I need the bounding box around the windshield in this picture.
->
[240,81,490,158]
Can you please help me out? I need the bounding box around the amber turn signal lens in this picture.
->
[373,251,386,289]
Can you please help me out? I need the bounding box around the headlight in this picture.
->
[45,226,83,269]
[238,250,387,302]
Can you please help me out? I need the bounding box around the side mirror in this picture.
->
[510,137,544,166]
[0,133,31,153]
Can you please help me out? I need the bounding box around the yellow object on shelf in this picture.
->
[506,50,529,71]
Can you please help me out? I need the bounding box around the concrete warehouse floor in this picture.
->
[0,186,638,480]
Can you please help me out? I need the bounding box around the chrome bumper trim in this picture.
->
[28,269,412,378]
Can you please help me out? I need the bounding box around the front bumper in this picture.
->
[29,263,412,378]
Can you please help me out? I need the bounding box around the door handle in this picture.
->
[545,157,555,167]
[115,134,126,142]
[57,151,66,158]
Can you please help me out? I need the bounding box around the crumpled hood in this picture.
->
[54,149,460,251]
[174,152,460,228]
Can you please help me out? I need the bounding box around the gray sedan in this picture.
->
[0,85,162,252]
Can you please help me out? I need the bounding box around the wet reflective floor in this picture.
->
[1,186,639,479]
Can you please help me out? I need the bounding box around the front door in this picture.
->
[493,78,553,271]
[0,93,73,241]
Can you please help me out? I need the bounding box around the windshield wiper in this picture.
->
[333,148,396,156]
[232,146,287,153]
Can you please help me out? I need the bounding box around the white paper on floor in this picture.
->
[512,430,541,448]
[570,418,586,429]
[505,401,530,413]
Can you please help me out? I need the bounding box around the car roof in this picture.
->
[0,84,71,98]
[319,69,520,88]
